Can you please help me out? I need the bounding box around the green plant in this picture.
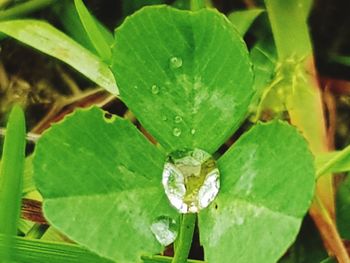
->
[1,0,350,263]
[32,5,316,262]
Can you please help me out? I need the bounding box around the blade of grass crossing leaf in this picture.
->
[0,105,26,262]
[74,0,112,62]
[0,234,112,263]
[0,20,118,95]
[0,234,204,263]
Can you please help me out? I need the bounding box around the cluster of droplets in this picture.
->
[151,56,198,138]
[162,148,220,213]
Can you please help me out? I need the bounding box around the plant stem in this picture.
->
[190,0,205,11]
[265,0,349,261]
[317,144,350,178]
[0,0,56,21]
[172,214,196,263]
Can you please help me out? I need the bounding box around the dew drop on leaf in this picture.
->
[174,115,182,123]
[190,128,196,135]
[150,216,178,246]
[162,149,220,213]
[173,128,181,137]
[169,56,183,69]
[151,84,159,94]
[162,115,167,121]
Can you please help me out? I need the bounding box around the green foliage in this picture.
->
[316,146,350,177]
[74,0,112,62]
[0,1,326,262]
[199,121,315,263]
[111,6,254,154]
[227,9,264,36]
[0,20,118,95]
[33,6,316,263]
[336,175,350,240]
[0,105,26,261]
[34,107,178,262]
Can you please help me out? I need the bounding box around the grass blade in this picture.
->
[74,0,112,62]
[0,105,26,261]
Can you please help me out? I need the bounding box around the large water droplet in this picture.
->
[162,149,220,213]
[151,216,178,246]
[173,128,181,137]
[190,129,196,135]
[151,85,159,94]
[169,56,183,69]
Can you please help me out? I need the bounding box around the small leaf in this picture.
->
[74,0,112,62]
[34,107,178,262]
[112,6,254,154]
[0,20,118,95]
[227,9,264,36]
[199,121,315,263]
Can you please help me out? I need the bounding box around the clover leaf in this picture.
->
[33,5,315,263]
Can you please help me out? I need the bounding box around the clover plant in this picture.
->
[30,5,316,263]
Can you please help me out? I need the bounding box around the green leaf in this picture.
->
[74,0,112,62]
[0,20,118,95]
[199,121,315,263]
[34,107,178,262]
[336,175,350,240]
[316,146,350,177]
[227,9,264,36]
[0,105,26,261]
[278,217,328,263]
[112,6,254,154]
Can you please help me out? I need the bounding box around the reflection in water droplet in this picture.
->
[173,128,181,137]
[162,149,220,213]
[169,56,183,69]
[151,85,159,94]
[174,115,182,123]
[190,129,196,135]
[151,216,178,246]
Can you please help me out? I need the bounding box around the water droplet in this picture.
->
[174,115,182,123]
[134,85,138,89]
[169,56,183,69]
[151,85,159,94]
[151,216,178,246]
[190,129,196,135]
[162,149,220,213]
[162,115,167,121]
[173,128,181,137]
